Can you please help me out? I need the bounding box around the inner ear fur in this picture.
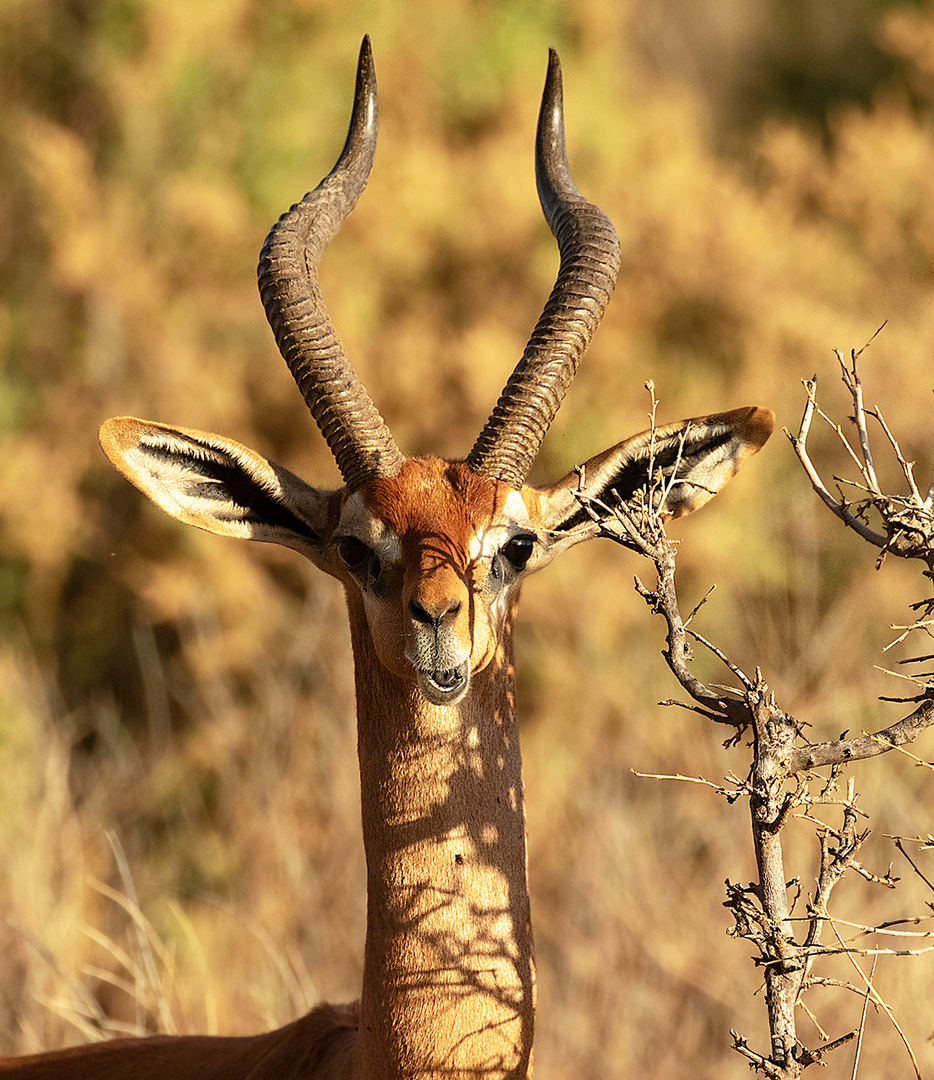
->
[99,417,341,559]
[532,405,774,555]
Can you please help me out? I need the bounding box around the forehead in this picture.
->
[363,458,506,540]
[336,458,544,571]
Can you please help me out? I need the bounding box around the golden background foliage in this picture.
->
[2,1,934,1076]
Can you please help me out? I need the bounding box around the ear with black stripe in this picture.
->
[99,418,342,567]
[530,406,774,564]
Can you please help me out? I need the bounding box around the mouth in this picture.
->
[416,661,471,706]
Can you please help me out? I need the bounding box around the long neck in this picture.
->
[346,595,535,1080]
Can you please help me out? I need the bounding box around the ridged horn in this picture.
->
[467,49,621,489]
[257,35,404,490]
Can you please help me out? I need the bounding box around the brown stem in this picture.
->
[788,699,934,772]
[747,686,804,1078]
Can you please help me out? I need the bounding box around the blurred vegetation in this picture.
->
[2,0,934,1076]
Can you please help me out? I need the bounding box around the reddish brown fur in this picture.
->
[0,1003,358,1080]
[365,459,505,546]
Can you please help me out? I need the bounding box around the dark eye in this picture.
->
[502,534,534,572]
[338,536,371,571]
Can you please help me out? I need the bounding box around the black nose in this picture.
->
[409,596,462,625]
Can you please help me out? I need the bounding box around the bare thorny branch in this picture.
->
[576,355,934,1077]
[787,327,934,577]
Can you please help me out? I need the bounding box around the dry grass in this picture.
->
[3,1,934,1076]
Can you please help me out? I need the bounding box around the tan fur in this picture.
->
[348,591,533,1079]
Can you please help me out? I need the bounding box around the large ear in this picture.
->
[528,405,774,564]
[99,418,342,562]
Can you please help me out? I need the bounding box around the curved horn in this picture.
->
[257,36,404,489]
[467,49,621,489]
